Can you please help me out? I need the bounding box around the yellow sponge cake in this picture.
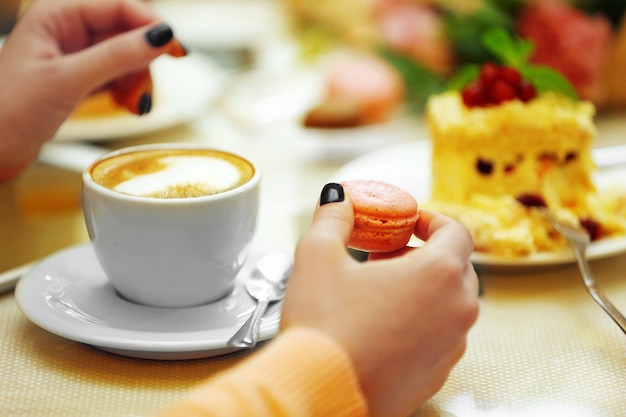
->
[427,91,596,212]
[425,90,626,256]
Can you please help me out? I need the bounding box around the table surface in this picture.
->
[2,1,626,416]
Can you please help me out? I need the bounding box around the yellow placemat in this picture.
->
[419,255,626,416]
[3,255,626,416]
[0,293,253,417]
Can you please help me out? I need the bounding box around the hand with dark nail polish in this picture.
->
[0,0,479,416]
[279,182,480,417]
[0,0,188,181]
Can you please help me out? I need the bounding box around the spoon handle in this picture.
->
[227,300,270,348]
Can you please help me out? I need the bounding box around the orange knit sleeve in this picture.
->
[153,327,368,417]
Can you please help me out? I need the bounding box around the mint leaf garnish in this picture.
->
[520,65,578,99]
[443,4,515,64]
[481,27,534,68]
[446,64,480,91]
[378,47,446,112]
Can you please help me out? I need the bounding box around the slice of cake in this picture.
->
[420,28,626,256]
[427,91,596,213]
[424,48,626,256]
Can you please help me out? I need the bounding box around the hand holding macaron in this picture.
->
[281,181,479,417]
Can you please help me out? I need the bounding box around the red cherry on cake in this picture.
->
[517,81,538,102]
[499,66,523,85]
[461,63,537,108]
[580,218,602,241]
[479,63,501,86]
[489,79,517,104]
[461,81,487,107]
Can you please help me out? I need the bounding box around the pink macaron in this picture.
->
[341,179,419,252]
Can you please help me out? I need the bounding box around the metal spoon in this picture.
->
[227,252,292,348]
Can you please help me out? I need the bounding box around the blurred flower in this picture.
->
[283,0,625,110]
[283,0,378,50]
[377,0,455,76]
[517,0,612,107]
[607,13,626,108]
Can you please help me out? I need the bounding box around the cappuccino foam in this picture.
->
[90,149,254,198]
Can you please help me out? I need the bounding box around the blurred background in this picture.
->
[2,0,626,271]
[3,0,626,111]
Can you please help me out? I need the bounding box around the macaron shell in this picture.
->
[348,224,416,253]
[344,180,418,218]
[342,179,419,253]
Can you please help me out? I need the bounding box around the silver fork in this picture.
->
[541,209,626,335]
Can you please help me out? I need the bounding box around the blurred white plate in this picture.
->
[330,140,626,269]
[284,114,425,163]
[53,54,225,141]
[220,65,424,162]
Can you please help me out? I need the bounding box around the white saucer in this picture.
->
[15,242,284,360]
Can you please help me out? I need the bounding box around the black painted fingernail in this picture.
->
[138,94,152,115]
[320,183,344,206]
[145,24,173,48]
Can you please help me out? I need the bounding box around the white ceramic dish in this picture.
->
[330,140,626,269]
[285,115,423,163]
[220,65,424,162]
[15,242,283,360]
[53,54,225,142]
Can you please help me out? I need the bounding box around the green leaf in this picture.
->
[446,64,480,91]
[442,3,514,64]
[378,47,446,112]
[486,0,527,16]
[481,27,534,68]
[520,65,578,99]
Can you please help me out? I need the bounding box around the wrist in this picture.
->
[189,327,369,417]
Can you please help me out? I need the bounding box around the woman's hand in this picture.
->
[0,0,185,181]
[281,183,480,417]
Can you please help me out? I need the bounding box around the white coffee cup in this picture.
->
[82,143,260,308]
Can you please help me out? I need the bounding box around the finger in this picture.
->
[463,262,481,296]
[25,0,160,54]
[370,210,474,262]
[368,245,415,261]
[301,183,355,251]
[75,0,160,34]
[111,68,153,115]
[413,209,474,260]
[62,23,177,94]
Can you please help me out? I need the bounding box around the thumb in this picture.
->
[303,183,355,250]
[63,23,176,94]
